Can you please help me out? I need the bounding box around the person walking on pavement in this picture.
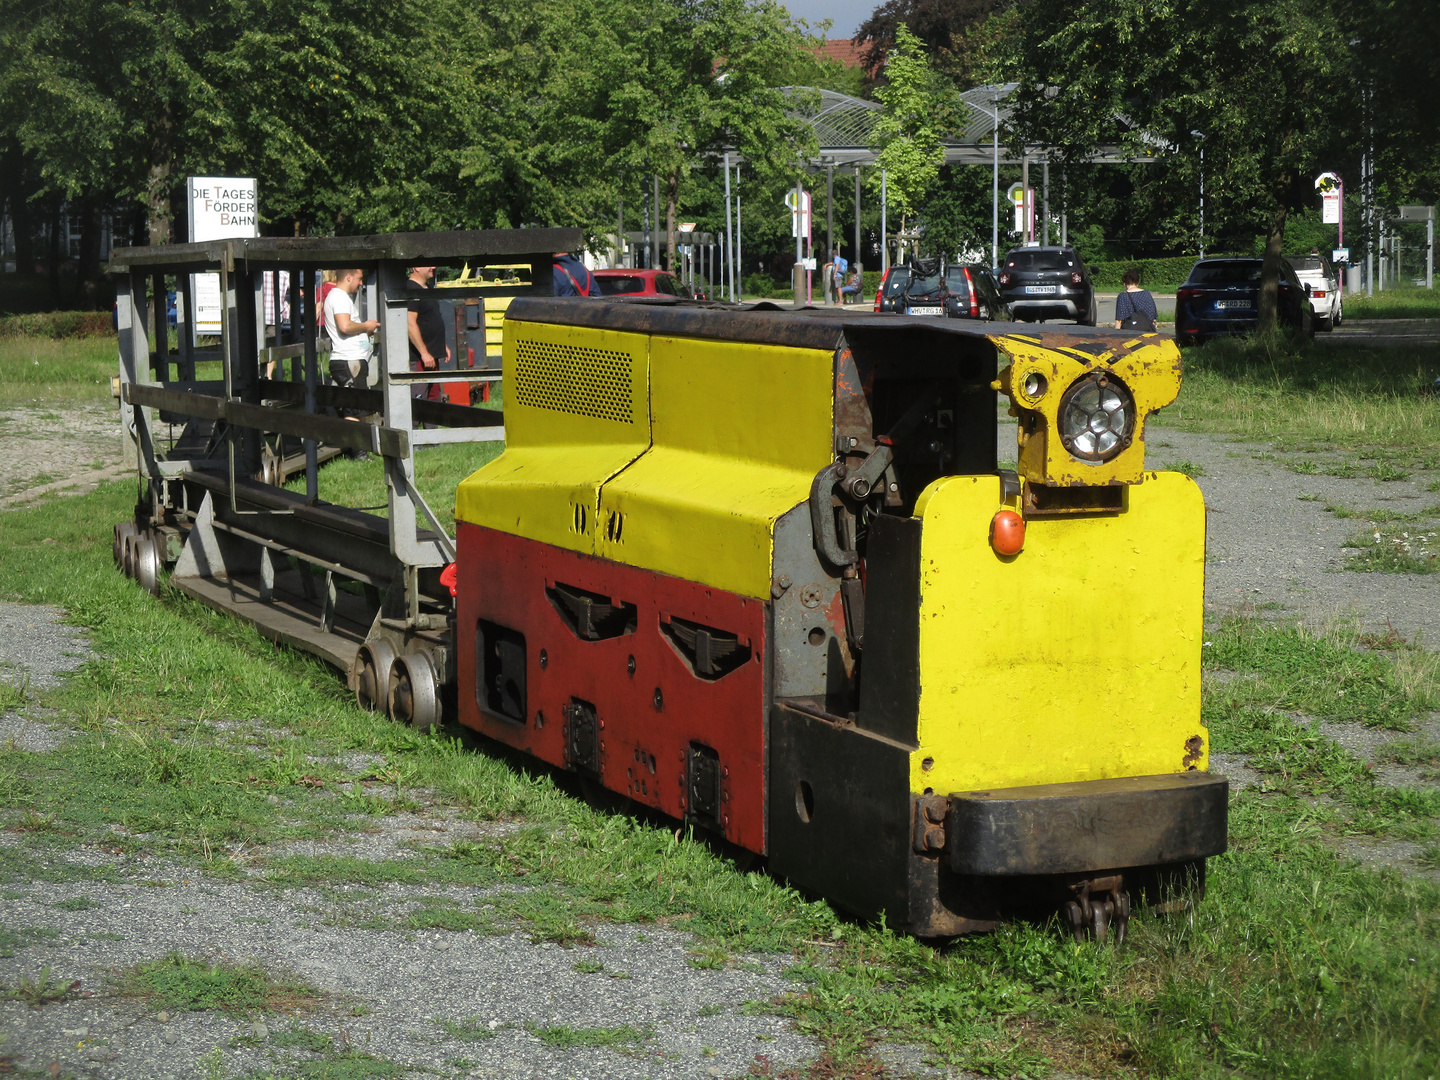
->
[552,252,602,296]
[406,265,447,403]
[1114,268,1158,331]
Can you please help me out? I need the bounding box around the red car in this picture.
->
[593,268,702,299]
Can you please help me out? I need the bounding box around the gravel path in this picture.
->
[0,403,129,508]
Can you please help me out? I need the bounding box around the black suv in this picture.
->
[880,259,1010,321]
[996,246,1096,325]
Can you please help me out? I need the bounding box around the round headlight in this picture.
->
[1058,371,1134,461]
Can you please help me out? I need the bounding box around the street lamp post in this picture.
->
[1191,130,1205,258]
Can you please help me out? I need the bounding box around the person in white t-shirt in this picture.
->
[323,269,379,386]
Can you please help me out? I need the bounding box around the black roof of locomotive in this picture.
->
[505,296,1164,359]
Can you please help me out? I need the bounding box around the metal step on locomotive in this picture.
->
[108,229,1226,941]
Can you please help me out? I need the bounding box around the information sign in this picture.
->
[187,176,258,337]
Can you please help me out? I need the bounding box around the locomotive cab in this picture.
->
[454,300,1225,939]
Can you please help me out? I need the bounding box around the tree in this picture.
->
[1001,0,1357,334]
[602,0,815,271]
[856,0,1014,89]
[868,24,950,262]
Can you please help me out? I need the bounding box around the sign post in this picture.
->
[1315,172,1343,247]
[187,177,258,340]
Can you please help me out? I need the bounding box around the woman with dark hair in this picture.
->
[1114,268,1157,331]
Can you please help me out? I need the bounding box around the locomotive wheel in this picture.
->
[355,640,397,714]
[1090,900,1110,941]
[1113,893,1131,945]
[121,530,138,578]
[133,534,162,596]
[388,651,440,732]
[113,522,136,570]
[1062,900,1086,943]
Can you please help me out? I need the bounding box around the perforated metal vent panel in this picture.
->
[513,339,634,424]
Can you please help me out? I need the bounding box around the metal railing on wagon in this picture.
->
[107,228,582,729]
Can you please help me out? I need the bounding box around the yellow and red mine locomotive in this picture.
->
[450,300,1225,939]
[107,228,1223,940]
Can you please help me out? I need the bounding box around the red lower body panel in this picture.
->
[455,523,768,853]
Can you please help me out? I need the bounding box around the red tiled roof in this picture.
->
[812,38,871,70]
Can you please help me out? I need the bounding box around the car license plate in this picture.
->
[1214,299,1252,310]
[909,305,943,316]
[1024,285,1058,295]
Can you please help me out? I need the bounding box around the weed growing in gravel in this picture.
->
[1324,502,1440,522]
[1,966,78,1007]
[50,896,98,911]
[0,923,60,958]
[121,953,325,1014]
[1163,460,1205,478]
[528,1023,653,1049]
[1342,525,1440,573]
[571,958,604,974]
[271,1026,336,1052]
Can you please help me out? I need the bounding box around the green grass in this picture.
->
[120,953,326,1013]
[1,443,1438,1075]
[1342,524,1440,573]
[1344,287,1440,321]
[527,1022,653,1049]
[0,334,119,403]
[1158,336,1440,473]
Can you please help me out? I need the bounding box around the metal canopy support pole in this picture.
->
[1061,168,1068,247]
[826,165,834,300]
[1428,209,1434,289]
[1042,160,1050,246]
[991,107,999,268]
[881,169,888,274]
[723,153,733,302]
[652,174,660,271]
[854,168,862,280]
[735,191,742,302]
[1022,156,1031,242]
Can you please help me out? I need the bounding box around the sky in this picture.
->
[783,0,874,40]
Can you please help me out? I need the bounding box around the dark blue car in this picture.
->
[1175,258,1313,345]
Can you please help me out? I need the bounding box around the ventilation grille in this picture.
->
[513,339,634,423]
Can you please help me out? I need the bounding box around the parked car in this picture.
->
[883,259,1009,321]
[1286,252,1342,331]
[995,246,1097,324]
[874,265,912,312]
[593,268,694,298]
[1175,258,1314,345]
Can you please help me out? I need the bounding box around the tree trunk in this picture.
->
[46,198,63,307]
[76,194,105,309]
[1256,196,1289,336]
[665,170,679,274]
[145,100,174,246]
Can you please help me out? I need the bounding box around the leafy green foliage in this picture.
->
[868,25,948,242]
[527,1023,652,1049]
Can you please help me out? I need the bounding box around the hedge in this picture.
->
[0,311,116,339]
[1086,257,1199,292]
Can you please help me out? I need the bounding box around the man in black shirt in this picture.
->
[406,265,447,402]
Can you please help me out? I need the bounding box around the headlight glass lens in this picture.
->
[1059,372,1133,461]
